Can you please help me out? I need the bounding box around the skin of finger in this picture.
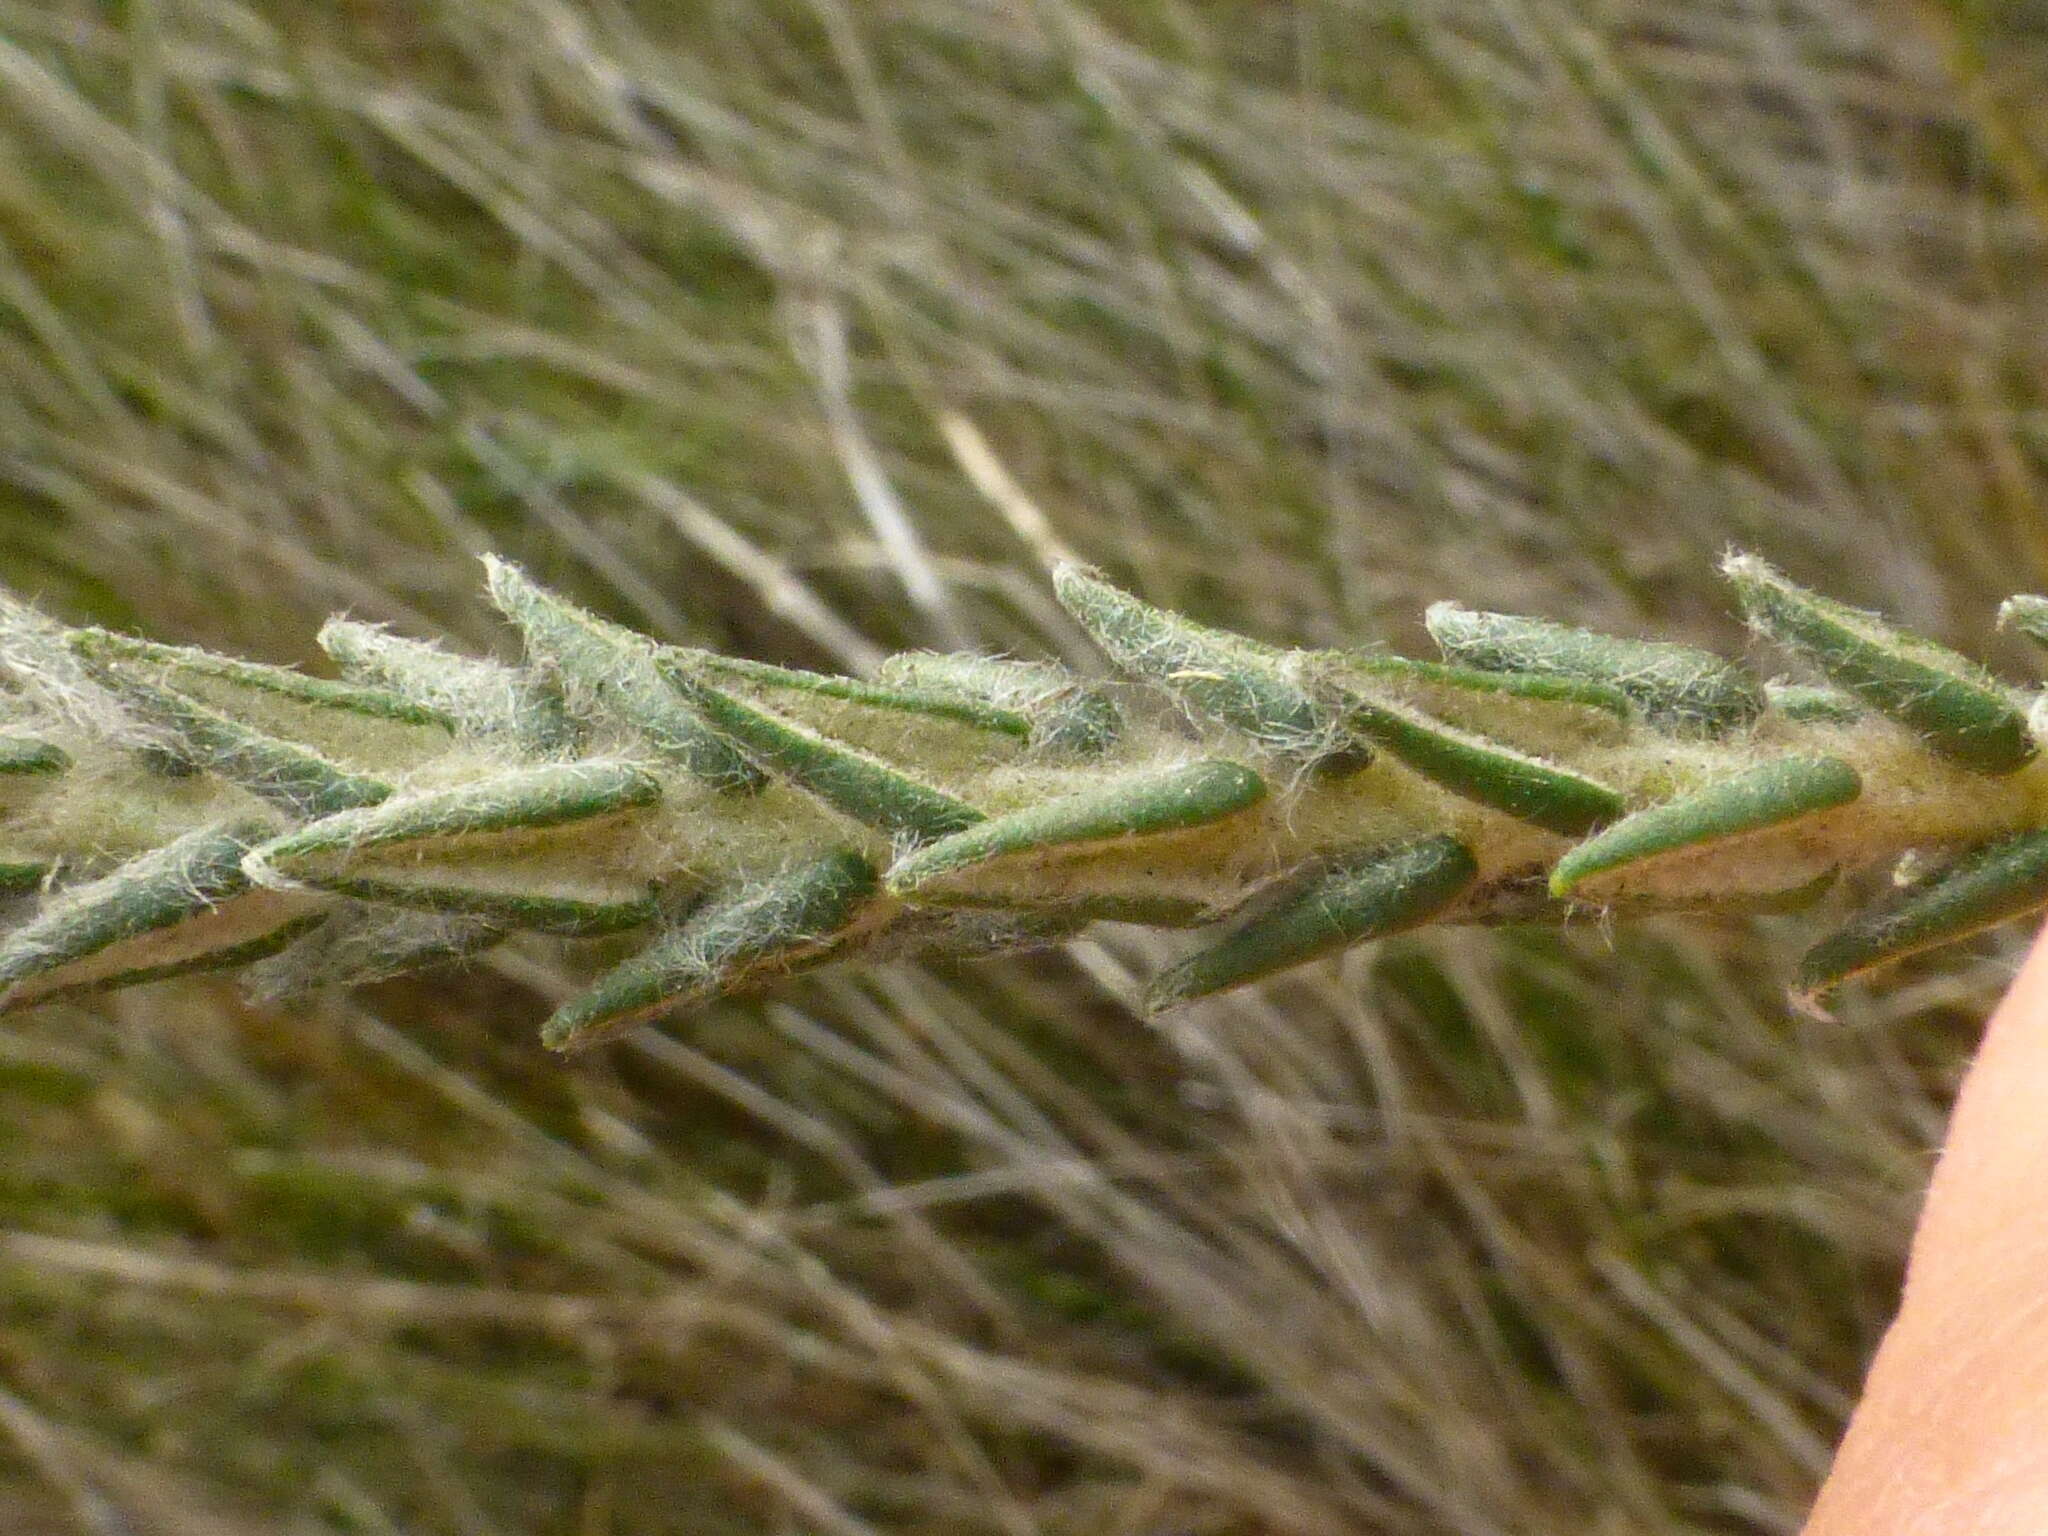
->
[1804,926,2048,1533]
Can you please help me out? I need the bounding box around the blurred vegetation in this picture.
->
[0,0,2045,1530]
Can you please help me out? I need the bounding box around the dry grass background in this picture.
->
[1,0,2045,1530]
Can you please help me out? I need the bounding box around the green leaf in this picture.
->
[1337,653,1631,718]
[319,619,579,753]
[0,821,321,1008]
[1337,694,1621,836]
[887,760,1267,896]
[876,652,1125,757]
[249,762,663,865]
[1053,564,1367,764]
[247,761,667,935]
[1551,756,1862,897]
[484,557,764,789]
[81,668,392,818]
[682,651,1031,742]
[27,912,329,1005]
[658,660,984,844]
[1425,603,1763,734]
[68,628,455,767]
[665,649,1032,778]
[1800,829,2048,1004]
[543,850,879,1051]
[1727,554,2035,774]
[1147,835,1477,1010]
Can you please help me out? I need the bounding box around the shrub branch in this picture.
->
[1,552,2044,1048]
